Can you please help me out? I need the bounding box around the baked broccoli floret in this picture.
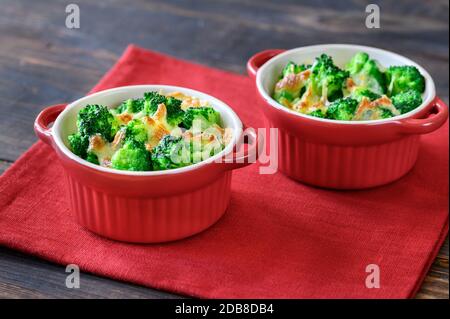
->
[274,62,310,106]
[77,104,119,142]
[68,133,89,158]
[151,135,191,171]
[310,54,349,102]
[143,92,184,126]
[308,109,326,118]
[346,52,369,74]
[111,140,151,171]
[385,66,425,96]
[86,152,99,165]
[125,119,147,143]
[115,98,145,114]
[182,107,221,130]
[143,92,167,115]
[165,97,184,126]
[327,98,358,121]
[346,52,386,95]
[380,108,394,119]
[391,90,423,114]
[351,87,381,102]
[281,61,311,78]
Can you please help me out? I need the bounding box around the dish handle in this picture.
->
[394,97,448,135]
[247,49,285,80]
[34,104,67,146]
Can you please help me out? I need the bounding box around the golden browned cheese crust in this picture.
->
[142,103,171,150]
[117,113,133,125]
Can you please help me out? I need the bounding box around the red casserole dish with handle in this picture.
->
[247,44,448,189]
[34,85,257,243]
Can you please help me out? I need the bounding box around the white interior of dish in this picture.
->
[52,85,243,175]
[256,44,436,124]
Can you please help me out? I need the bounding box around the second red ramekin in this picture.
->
[248,44,448,189]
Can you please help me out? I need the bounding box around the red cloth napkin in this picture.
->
[0,45,448,298]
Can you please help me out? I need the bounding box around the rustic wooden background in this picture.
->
[0,0,448,299]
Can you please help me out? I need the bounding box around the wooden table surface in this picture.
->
[0,0,448,299]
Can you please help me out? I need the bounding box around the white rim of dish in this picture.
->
[52,85,243,176]
[256,44,436,125]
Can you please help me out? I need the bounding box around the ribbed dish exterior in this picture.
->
[276,128,420,189]
[66,171,232,243]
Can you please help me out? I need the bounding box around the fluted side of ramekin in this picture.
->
[275,126,420,189]
[65,171,232,243]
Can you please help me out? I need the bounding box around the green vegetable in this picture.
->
[115,98,145,114]
[351,87,381,102]
[308,109,326,118]
[391,90,423,114]
[182,107,221,130]
[345,52,369,74]
[327,98,359,121]
[274,62,310,105]
[143,92,184,126]
[111,140,151,171]
[385,66,425,96]
[310,54,349,102]
[151,135,191,171]
[86,152,99,165]
[68,133,89,159]
[346,52,386,95]
[281,61,311,78]
[380,108,394,119]
[125,119,148,143]
[77,104,119,142]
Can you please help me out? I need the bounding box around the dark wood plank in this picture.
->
[416,238,449,299]
[0,160,12,175]
[0,247,182,299]
[0,0,448,299]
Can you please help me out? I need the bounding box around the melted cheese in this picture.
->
[166,91,209,110]
[353,96,400,121]
[292,84,325,114]
[142,103,172,150]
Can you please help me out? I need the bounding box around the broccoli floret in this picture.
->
[308,109,326,118]
[115,98,145,114]
[385,66,425,96]
[281,62,311,78]
[165,97,184,126]
[151,135,191,171]
[327,98,359,121]
[182,107,221,130]
[68,133,89,159]
[86,152,99,165]
[380,108,394,119]
[143,92,167,115]
[125,119,148,143]
[346,52,386,95]
[77,104,119,142]
[274,62,311,106]
[351,87,381,102]
[143,92,184,126]
[346,52,369,74]
[111,140,151,171]
[310,54,349,102]
[391,90,423,114]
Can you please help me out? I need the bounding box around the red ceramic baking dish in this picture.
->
[34,85,257,243]
[247,44,448,189]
